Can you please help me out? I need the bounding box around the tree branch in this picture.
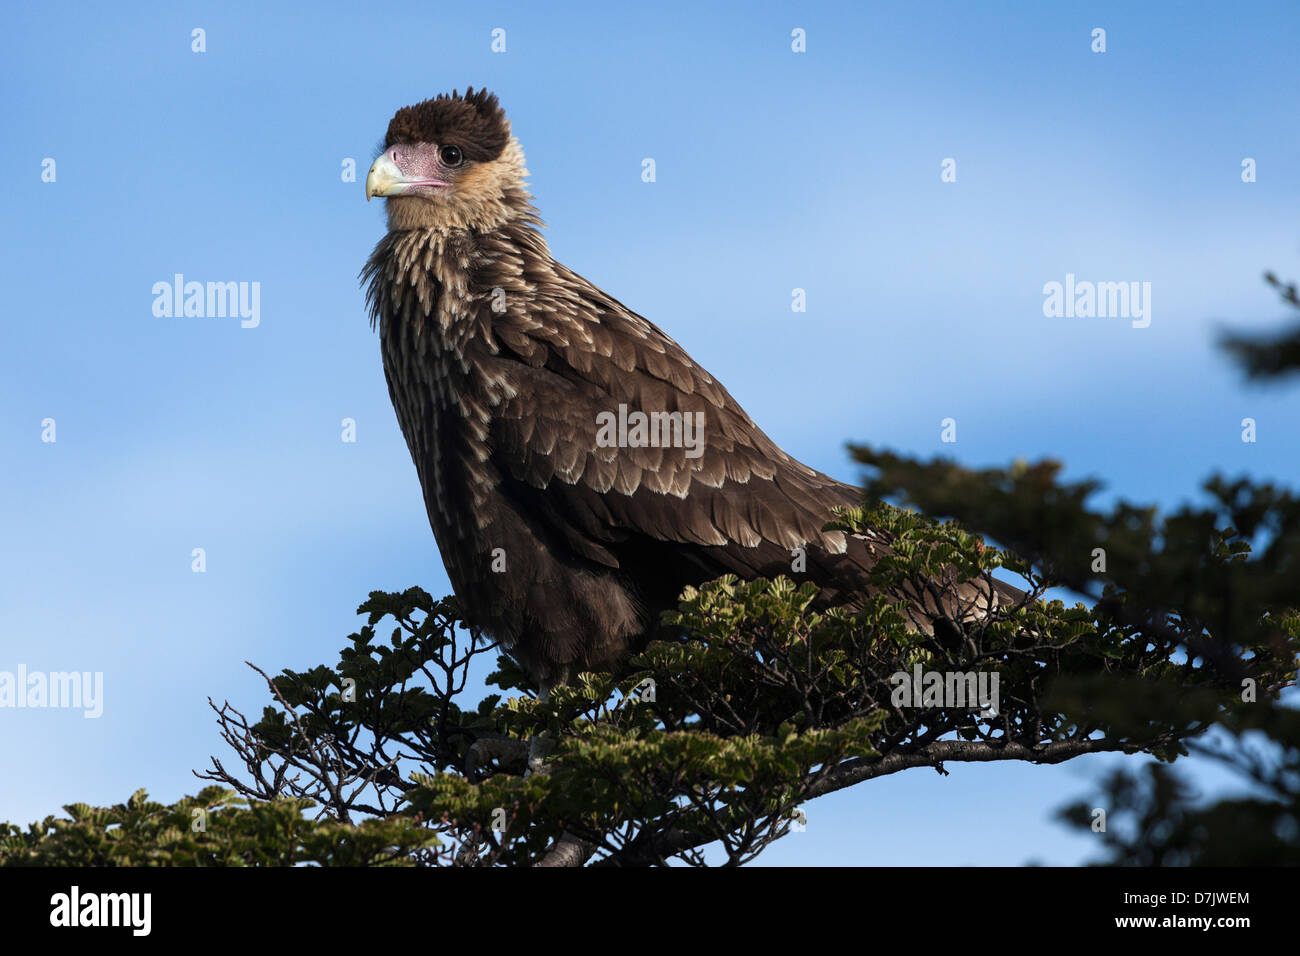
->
[599,736,1144,866]
[536,831,599,867]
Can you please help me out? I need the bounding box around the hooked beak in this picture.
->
[365,153,450,201]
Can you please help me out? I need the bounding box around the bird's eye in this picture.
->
[440,145,464,167]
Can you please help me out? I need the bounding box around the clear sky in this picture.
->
[2,0,1297,865]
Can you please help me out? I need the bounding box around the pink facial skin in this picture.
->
[382,142,459,197]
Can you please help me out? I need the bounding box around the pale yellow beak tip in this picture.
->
[365,154,404,202]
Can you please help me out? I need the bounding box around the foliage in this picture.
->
[0,786,437,867]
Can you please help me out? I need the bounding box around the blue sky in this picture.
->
[2,0,1297,865]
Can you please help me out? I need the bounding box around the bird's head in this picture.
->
[366,87,529,232]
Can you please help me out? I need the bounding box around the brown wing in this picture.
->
[481,251,1025,630]
[477,260,869,596]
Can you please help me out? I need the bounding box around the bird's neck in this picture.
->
[364,214,555,359]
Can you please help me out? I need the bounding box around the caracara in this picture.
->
[363,88,1017,692]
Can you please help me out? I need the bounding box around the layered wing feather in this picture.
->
[477,256,868,590]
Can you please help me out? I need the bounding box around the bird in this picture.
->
[362,88,1019,695]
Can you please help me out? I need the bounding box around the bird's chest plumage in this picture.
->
[374,230,506,574]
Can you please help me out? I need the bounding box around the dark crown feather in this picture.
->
[384,87,510,163]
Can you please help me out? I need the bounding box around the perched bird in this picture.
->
[363,88,1017,693]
